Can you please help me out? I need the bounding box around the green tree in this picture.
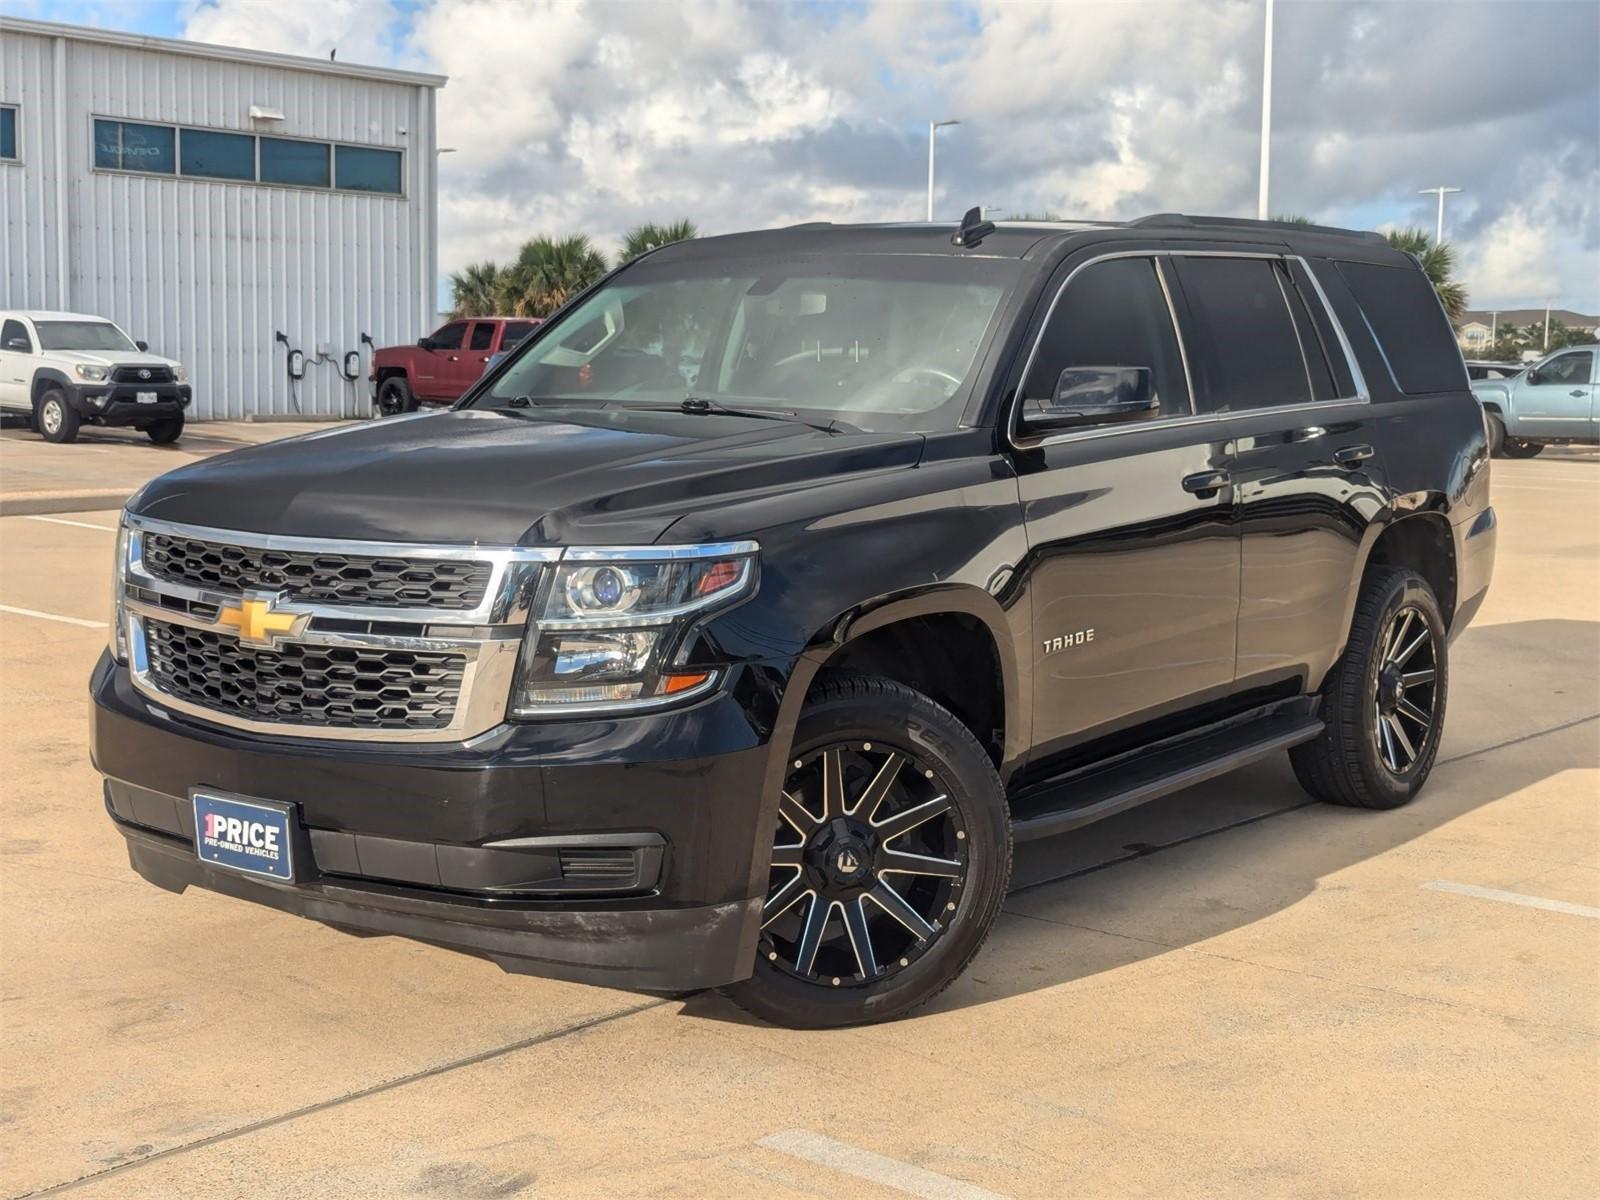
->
[1383,228,1467,322]
[447,261,505,318]
[620,219,698,262]
[501,235,609,318]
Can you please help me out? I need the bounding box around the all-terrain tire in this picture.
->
[722,673,1011,1028]
[37,388,80,444]
[1291,566,1447,810]
[1501,438,1544,459]
[145,413,184,444]
[376,376,416,417]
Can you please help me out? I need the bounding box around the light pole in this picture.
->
[1419,186,1461,244]
[1257,0,1274,219]
[927,119,960,222]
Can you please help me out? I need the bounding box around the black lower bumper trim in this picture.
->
[114,815,761,992]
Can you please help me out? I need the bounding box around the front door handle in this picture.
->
[1572,389,1588,398]
[1182,470,1230,496]
[1333,444,1375,467]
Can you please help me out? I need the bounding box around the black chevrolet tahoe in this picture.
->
[91,213,1496,1028]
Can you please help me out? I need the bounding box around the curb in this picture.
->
[0,488,132,517]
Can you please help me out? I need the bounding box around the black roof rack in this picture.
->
[1127,212,1387,243]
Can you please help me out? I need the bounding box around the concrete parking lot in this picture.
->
[1,451,1596,1198]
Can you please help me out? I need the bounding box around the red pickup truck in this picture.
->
[370,317,540,414]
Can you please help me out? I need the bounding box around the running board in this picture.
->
[1008,701,1324,843]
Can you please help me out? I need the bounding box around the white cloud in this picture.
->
[175,0,1599,311]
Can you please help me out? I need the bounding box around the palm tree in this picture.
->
[501,235,609,318]
[447,261,504,318]
[1384,228,1467,321]
[620,220,698,262]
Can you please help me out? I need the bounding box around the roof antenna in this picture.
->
[951,205,995,249]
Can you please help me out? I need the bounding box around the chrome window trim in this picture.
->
[1008,248,1371,453]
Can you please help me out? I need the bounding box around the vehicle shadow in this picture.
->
[682,617,1599,1023]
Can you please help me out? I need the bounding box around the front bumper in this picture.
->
[68,380,191,424]
[90,652,786,991]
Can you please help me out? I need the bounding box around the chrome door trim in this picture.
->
[1007,247,1372,453]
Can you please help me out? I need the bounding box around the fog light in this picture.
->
[92,395,108,408]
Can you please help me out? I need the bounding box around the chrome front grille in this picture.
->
[121,515,557,742]
[144,619,466,730]
[142,531,492,609]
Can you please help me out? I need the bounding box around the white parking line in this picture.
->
[21,515,116,531]
[758,1130,1010,1200]
[1423,881,1600,920]
[0,603,104,629]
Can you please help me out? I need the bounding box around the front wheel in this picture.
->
[375,376,415,417]
[1501,437,1544,459]
[145,413,184,444]
[37,389,80,444]
[1291,567,1447,809]
[722,674,1011,1028]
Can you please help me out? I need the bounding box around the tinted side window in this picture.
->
[180,129,254,180]
[260,138,329,188]
[468,323,496,351]
[1,319,32,351]
[502,321,537,347]
[1287,259,1355,397]
[1536,351,1593,386]
[1024,257,1191,417]
[430,322,467,351]
[1335,260,1466,394]
[1174,256,1309,413]
[1276,263,1338,402]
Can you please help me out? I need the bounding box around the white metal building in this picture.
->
[0,17,445,420]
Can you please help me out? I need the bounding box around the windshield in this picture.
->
[473,255,1017,431]
[34,321,138,352]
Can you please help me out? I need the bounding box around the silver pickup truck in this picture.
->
[1472,345,1599,458]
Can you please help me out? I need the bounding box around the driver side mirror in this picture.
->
[1020,367,1158,436]
[3,337,29,352]
[1525,367,1542,385]
[135,340,149,352]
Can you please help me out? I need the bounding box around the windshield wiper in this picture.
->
[675,396,857,434]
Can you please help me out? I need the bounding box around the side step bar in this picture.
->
[1008,701,1324,843]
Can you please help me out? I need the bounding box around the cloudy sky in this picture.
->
[20,0,1600,313]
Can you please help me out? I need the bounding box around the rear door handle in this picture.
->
[1182,470,1230,495]
[1333,444,1374,467]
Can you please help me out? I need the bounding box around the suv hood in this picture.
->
[130,407,925,546]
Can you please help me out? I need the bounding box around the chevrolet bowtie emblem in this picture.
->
[217,596,303,646]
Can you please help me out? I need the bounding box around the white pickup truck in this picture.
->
[0,310,192,444]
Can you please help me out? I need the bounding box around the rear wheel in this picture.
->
[1501,437,1544,458]
[1486,413,1506,457]
[145,413,184,444]
[722,674,1011,1028]
[376,376,415,417]
[1291,567,1447,809]
[37,389,79,444]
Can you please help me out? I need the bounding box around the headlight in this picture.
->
[109,515,131,663]
[172,363,188,383]
[510,543,758,715]
[74,364,109,382]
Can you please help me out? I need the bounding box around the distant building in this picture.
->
[0,17,446,419]
[1456,308,1599,354]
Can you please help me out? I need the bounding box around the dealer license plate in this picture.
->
[136,391,159,404]
[193,792,294,881]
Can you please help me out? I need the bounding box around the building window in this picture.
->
[335,145,402,195]
[94,119,175,174]
[180,128,255,181]
[91,117,400,195]
[0,107,16,161]
[260,137,330,187]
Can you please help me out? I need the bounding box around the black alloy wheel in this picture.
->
[762,742,968,986]
[1372,604,1439,775]
[722,674,1010,1028]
